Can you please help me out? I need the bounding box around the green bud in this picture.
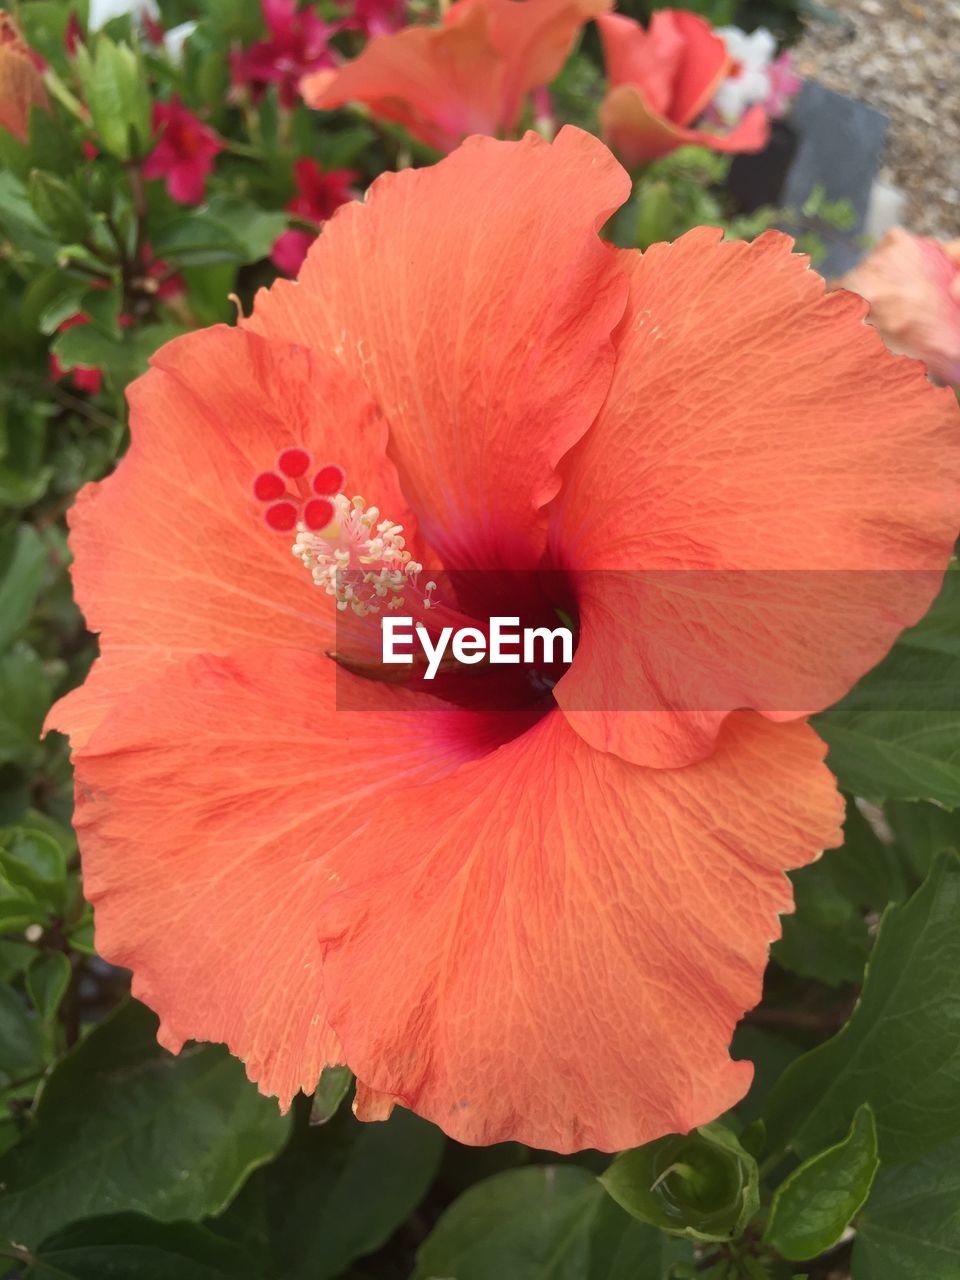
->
[599,1121,760,1243]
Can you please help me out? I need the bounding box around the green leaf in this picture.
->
[774,856,871,986]
[150,214,245,267]
[0,525,47,650]
[66,909,96,955]
[26,106,84,177]
[48,320,117,373]
[309,1064,352,1125]
[28,171,92,242]
[599,1122,759,1243]
[221,1102,443,1280]
[0,999,291,1248]
[814,571,960,809]
[25,952,71,1022]
[829,798,914,909]
[38,283,90,336]
[0,983,43,1084]
[732,1025,803,1126]
[763,1104,878,1261]
[0,172,59,262]
[885,799,960,880]
[1,828,68,909]
[0,644,52,767]
[26,1213,265,1280]
[586,1191,693,1280]
[0,939,35,983]
[412,1165,691,1280]
[764,852,960,1165]
[151,201,286,269]
[774,799,910,985]
[51,318,183,387]
[634,180,676,249]
[73,37,152,160]
[853,1135,960,1279]
[200,196,288,263]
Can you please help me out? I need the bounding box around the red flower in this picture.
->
[142,96,222,206]
[50,314,103,395]
[50,131,960,1152]
[231,0,338,109]
[0,10,49,142]
[302,0,608,152]
[64,11,84,55]
[142,12,165,45]
[146,254,185,302]
[271,158,358,276]
[598,10,769,165]
[342,0,406,38]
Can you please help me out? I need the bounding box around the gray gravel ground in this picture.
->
[794,0,959,236]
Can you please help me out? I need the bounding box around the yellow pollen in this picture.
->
[292,492,425,618]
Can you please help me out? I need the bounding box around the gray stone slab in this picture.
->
[780,80,889,276]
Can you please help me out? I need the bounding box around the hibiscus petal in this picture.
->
[596,12,682,114]
[600,83,767,165]
[551,231,960,767]
[486,0,611,129]
[668,9,732,126]
[246,127,630,574]
[596,10,728,126]
[48,325,412,747]
[316,708,842,1151]
[71,648,513,1107]
[0,34,48,143]
[839,228,960,387]
[301,2,505,152]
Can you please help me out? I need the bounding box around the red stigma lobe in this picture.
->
[253,471,286,501]
[304,497,335,530]
[252,446,346,535]
[313,463,346,495]
[278,447,311,478]
[265,501,298,531]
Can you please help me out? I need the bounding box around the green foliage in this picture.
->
[765,853,960,1165]
[28,171,92,244]
[815,570,960,808]
[853,1135,960,1279]
[763,1104,878,1260]
[24,1214,265,1280]
[73,37,152,161]
[413,1165,693,1279]
[217,1101,444,1278]
[0,1000,291,1248]
[0,526,48,649]
[310,1064,354,1125]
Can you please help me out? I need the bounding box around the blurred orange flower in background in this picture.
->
[840,229,960,389]
[49,130,960,1153]
[0,10,49,143]
[302,0,607,152]
[597,9,769,165]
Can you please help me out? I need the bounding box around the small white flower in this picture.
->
[164,20,198,60]
[87,0,159,31]
[713,26,777,126]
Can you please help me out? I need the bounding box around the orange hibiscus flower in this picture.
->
[598,9,769,165]
[839,228,960,389]
[50,130,960,1152]
[0,10,49,143]
[301,0,607,152]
